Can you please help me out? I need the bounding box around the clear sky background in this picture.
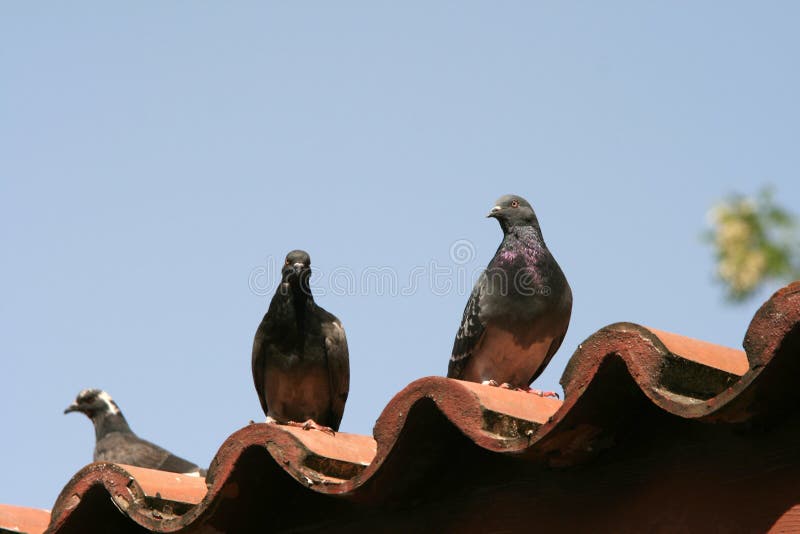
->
[2,3,798,509]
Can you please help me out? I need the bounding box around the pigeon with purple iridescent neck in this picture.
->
[448,194,572,396]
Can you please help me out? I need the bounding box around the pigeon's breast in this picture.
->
[459,319,562,387]
[263,358,333,425]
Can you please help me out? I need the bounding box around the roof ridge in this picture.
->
[41,280,800,533]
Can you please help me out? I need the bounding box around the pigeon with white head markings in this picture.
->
[252,249,350,434]
[448,194,572,396]
[65,388,205,476]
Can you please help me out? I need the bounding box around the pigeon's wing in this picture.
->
[448,272,487,379]
[94,433,148,464]
[95,433,201,474]
[251,318,271,418]
[158,451,204,475]
[321,311,349,432]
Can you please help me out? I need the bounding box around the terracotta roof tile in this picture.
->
[647,326,749,376]
[18,281,800,532]
[117,465,207,505]
[0,503,50,534]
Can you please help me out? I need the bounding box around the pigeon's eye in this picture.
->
[511,199,519,208]
[285,260,290,265]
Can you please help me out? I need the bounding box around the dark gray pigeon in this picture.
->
[252,249,350,434]
[65,389,206,476]
[448,194,572,395]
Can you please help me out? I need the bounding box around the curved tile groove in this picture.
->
[48,425,376,533]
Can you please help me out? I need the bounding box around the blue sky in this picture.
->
[2,3,798,509]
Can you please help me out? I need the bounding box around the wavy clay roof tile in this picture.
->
[3,281,798,533]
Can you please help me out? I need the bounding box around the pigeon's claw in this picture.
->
[527,388,560,399]
[288,419,336,436]
[499,382,515,389]
[481,380,500,387]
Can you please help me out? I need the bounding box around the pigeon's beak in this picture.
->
[64,403,80,414]
[288,263,304,277]
[487,206,501,218]
[282,263,305,280]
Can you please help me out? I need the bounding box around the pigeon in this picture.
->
[252,249,350,434]
[448,194,572,396]
[64,389,206,476]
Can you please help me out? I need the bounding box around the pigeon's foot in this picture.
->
[287,419,336,436]
[265,416,278,424]
[526,388,560,399]
[480,380,555,397]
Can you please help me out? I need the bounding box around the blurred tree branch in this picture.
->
[705,186,800,302]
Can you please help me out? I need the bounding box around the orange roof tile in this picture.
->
[0,503,50,534]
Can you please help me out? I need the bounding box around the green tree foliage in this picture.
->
[706,187,800,302]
